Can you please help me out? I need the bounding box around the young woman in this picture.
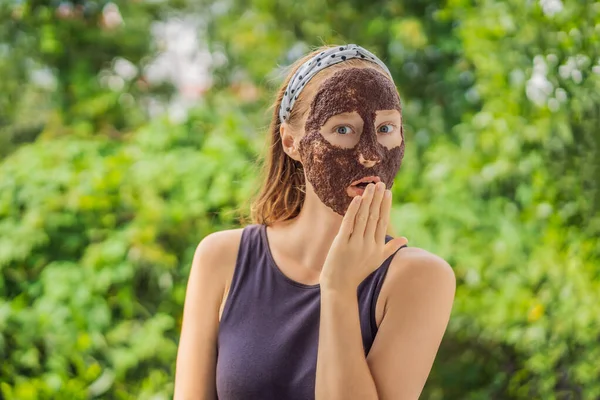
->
[174,44,456,400]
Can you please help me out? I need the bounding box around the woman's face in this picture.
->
[297,67,405,216]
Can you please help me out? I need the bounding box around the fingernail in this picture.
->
[385,190,391,198]
[376,182,383,191]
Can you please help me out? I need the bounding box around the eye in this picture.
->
[334,125,354,135]
[378,124,395,134]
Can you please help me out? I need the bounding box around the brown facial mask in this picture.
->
[298,67,405,216]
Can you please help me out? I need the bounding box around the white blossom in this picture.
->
[539,0,563,17]
[113,58,138,81]
[526,56,553,106]
[102,3,123,30]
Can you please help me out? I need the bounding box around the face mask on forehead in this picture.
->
[297,67,405,216]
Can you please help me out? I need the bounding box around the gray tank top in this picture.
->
[215,223,406,399]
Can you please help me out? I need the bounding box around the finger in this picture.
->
[339,195,362,240]
[365,182,385,240]
[352,183,376,240]
[382,237,409,261]
[375,189,392,245]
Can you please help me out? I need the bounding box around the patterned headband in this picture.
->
[279,44,394,123]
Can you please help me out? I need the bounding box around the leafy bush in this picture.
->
[0,95,258,398]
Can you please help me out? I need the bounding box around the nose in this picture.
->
[358,153,380,168]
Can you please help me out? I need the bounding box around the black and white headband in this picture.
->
[279,44,394,123]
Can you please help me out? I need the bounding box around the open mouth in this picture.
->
[350,176,381,188]
[347,176,381,196]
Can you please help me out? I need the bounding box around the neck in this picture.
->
[270,191,344,275]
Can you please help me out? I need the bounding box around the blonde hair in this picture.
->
[240,44,398,236]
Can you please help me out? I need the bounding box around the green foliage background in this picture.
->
[1,0,598,398]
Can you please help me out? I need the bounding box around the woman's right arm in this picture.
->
[174,230,240,400]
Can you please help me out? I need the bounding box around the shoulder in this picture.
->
[190,227,246,288]
[385,246,456,307]
[195,227,245,259]
[390,246,455,286]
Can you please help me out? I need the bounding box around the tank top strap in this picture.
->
[357,237,408,355]
[218,223,267,327]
